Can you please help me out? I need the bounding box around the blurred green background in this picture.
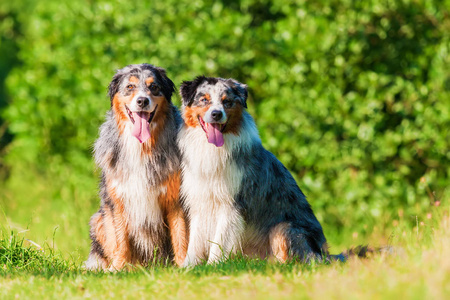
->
[0,0,449,259]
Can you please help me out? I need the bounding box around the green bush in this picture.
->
[0,0,449,252]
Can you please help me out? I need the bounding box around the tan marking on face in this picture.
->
[113,80,170,153]
[183,105,210,128]
[112,91,138,133]
[269,223,290,263]
[145,77,155,86]
[222,105,243,135]
[129,76,139,84]
[221,94,227,101]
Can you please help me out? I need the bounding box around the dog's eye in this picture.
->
[149,83,160,96]
[126,84,135,90]
[222,99,233,108]
[200,97,209,104]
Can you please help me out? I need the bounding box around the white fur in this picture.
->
[179,113,260,266]
[98,124,164,234]
[84,253,103,270]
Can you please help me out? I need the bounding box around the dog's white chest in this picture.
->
[112,133,164,229]
[180,127,245,209]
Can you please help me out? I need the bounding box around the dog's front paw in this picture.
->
[84,253,108,271]
[207,255,223,265]
[182,256,200,268]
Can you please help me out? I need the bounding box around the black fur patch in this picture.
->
[107,64,175,106]
[226,79,248,108]
[109,142,120,170]
[180,76,248,108]
[90,227,107,259]
[108,73,124,105]
[180,75,218,107]
[142,64,175,102]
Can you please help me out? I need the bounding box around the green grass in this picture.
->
[1,205,449,299]
[2,168,438,261]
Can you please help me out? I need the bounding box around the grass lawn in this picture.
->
[1,206,449,300]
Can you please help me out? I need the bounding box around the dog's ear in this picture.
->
[228,79,248,108]
[108,72,124,106]
[180,76,206,107]
[154,66,175,102]
[179,80,196,107]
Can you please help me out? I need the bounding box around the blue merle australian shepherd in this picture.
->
[85,64,187,271]
[178,76,354,267]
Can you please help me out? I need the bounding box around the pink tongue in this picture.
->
[206,123,224,147]
[131,112,151,143]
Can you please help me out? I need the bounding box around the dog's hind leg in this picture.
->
[166,204,188,266]
[269,222,325,263]
[90,200,131,271]
[269,223,291,263]
[159,172,188,266]
[85,211,109,270]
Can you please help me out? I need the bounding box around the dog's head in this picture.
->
[108,64,175,143]
[180,76,248,147]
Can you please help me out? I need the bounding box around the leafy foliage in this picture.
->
[0,0,449,248]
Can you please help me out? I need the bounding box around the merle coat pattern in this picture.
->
[85,64,188,271]
[178,76,336,266]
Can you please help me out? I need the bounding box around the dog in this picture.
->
[85,64,187,271]
[178,76,342,267]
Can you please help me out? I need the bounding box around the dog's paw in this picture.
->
[84,254,107,272]
[182,256,200,268]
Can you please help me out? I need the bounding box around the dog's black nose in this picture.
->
[211,110,223,121]
[137,97,149,108]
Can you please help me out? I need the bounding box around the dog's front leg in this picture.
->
[182,213,206,267]
[207,207,244,264]
[109,203,132,271]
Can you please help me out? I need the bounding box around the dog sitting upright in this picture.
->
[85,64,187,270]
[178,76,338,266]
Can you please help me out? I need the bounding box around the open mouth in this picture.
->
[198,116,227,147]
[125,104,157,124]
[125,104,158,143]
[198,116,226,133]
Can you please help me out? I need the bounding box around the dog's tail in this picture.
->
[329,245,395,262]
